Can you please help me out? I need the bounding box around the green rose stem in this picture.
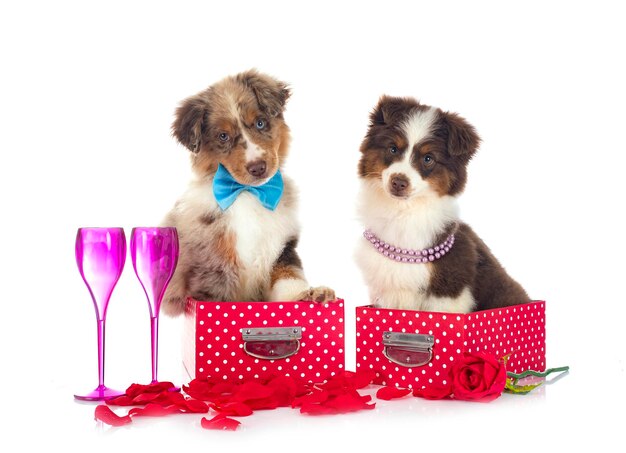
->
[507,366,570,381]
[505,366,570,394]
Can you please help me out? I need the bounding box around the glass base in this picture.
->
[74,385,125,401]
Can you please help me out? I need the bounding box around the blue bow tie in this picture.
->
[213,163,284,211]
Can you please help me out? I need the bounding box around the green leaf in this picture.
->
[504,378,543,395]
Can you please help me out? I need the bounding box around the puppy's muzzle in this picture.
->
[246,160,267,179]
[390,174,410,197]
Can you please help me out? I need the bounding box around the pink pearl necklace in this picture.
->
[363,229,455,263]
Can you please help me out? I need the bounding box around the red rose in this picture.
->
[449,352,506,402]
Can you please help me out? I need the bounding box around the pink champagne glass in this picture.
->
[75,227,126,401]
[130,227,179,385]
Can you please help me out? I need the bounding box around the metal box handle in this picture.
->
[382,332,435,367]
[241,327,302,360]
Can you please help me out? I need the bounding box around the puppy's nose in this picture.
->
[246,160,267,178]
[391,175,409,192]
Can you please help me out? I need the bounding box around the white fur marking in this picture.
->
[401,107,438,148]
[382,147,429,197]
[418,287,475,313]
[269,278,309,302]
[227,181,300,299]
[226,93,240,119]
[224,93,264,163]
[380,107,439,198]
[243,131,265,163]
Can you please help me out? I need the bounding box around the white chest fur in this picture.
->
[355,238,432,309]
[225,189,300,297]
[355,181,475,313]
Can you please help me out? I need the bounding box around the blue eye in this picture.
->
[256,119,266,130]
[218,132,230,142]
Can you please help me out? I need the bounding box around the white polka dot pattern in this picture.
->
[355,301,545,389]
[183,298,345,383]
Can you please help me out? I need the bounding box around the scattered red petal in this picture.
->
[299,403,336,415]
[131,391,162,404]
[376,386,412,401]
[106,395,135,406]
[245,396,280,410]
[211,382,237,396]
[179,399,209,413]
[318,375,351,396]
[266,376,297,406]
[293,378,313,398]
[183,387,213,401]
[95,405,132,426]
[182,379,212,400]
[152,391,186,406]
[349,370,377,389]
[201,414,241,431]
[232,381,274,402]
[128,403,181,417]
[324,392,375,413]
[291,389,329,408]
[412,383,453,400]
[317,371,376,397]
[210,401,253,416]
[126,381,176,398]
[183,381,238,404]
[94,373,381,430]
[298,386,375,415]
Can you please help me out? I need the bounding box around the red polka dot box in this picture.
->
[183,298,345,383]
[355,301,546,389]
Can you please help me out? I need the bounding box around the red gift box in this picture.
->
[355,301,545,389]
[184,298,346,383]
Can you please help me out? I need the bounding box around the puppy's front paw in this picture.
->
[161,295,186,317]
[296,286,336,303]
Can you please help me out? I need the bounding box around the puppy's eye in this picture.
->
[389,145,399,154]
[423,154,435,165]
[218,132,230,142]
[256,119,266,130]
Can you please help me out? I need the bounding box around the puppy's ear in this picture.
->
[441,111,481,161]
[238,69,291,117]
[172,95,208,153]
[369,95,419,127]
[370,96,389,126]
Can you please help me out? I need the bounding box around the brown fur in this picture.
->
[426,223,529,310]
[165,214,241,306]
[270,239,305,286]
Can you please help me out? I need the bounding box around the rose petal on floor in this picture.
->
[200,414,241,431]
[95,405,132,426]
[209,401,253,416]
[375,386,412,400]
[128,403,182,417]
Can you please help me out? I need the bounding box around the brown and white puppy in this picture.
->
[161,69,335,316]
[355,96,529,313]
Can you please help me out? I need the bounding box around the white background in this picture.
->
[1,0,625,451]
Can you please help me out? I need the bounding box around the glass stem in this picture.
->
[97,318,105,388]
[150,315,159,383]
